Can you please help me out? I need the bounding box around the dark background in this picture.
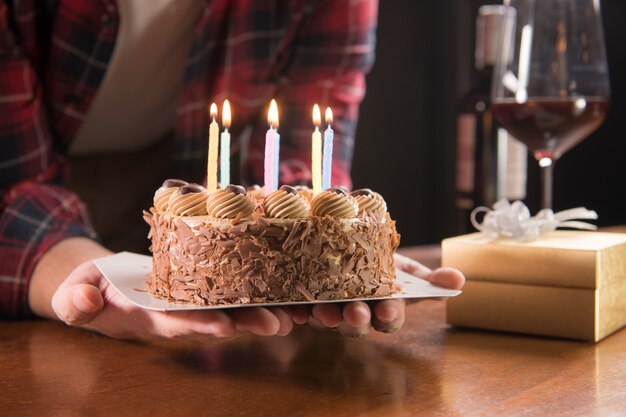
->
[352,0,626,247]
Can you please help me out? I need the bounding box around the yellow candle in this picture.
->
[207,102,219,192]
[312,104,322,195]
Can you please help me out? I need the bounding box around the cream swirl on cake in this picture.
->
[350,188,387,215]
[168,184,208,216]
[206,184,256,219]
[154,179,188,211]
[294,185,315,203]
[246,185,266,201]
[311,187,359,218]
[264,185,311,219]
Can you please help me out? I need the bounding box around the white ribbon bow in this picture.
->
[471,199,598,241]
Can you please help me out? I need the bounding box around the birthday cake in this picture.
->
[143,181,400,305]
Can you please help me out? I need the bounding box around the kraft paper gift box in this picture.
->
[442,231,626,342]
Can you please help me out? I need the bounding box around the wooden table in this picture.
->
[2,246,625,417]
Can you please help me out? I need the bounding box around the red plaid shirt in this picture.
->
[0,0,377,317]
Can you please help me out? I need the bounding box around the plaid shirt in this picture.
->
[0,0,377,317]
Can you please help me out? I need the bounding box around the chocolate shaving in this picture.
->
[231,212,244,225]
[294,282,315,301]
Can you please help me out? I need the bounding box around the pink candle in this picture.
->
[311,104,322,195]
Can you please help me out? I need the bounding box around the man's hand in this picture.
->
[30,238,293,341]
[290,253,465,337]
[50,261,293,340]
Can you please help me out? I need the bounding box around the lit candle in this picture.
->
[220,99,231,188]
[322,107,334,190]
[264,99,280,195]
[207,103,219,192]
[312,104,322,195]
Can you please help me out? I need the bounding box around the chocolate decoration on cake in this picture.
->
[144,206,400,305]
[279,185,298,195]
[350,188,374,197]
[327,186,348,196]
[145,178,400,306]
[206,187,256,219]
[178,184,205,195]
[311,189,359,218]
[225,184,246,195]
[162,179,188,188]
[264,187,310,219]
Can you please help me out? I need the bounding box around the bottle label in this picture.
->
[456,114,476,196]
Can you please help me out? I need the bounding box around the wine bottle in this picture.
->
[455,5,527,234]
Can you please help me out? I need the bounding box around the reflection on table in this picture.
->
[1,299,624,417]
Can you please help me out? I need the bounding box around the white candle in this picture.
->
[207,103,219,192]
[220,99,231,188]
[322,107,334,190]
[264,99,280,195]
[312,104,322,195]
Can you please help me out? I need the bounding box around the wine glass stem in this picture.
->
[540,160,554,209]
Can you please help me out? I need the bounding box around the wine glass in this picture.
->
[491,0,610,209]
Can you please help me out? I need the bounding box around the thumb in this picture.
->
[426,267,466,290]
[52,283,104,326]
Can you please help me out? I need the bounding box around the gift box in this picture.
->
[442,231,626,342]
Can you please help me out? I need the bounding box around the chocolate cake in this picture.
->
[143,182,400,305]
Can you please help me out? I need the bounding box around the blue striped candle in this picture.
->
[322,107,334,190]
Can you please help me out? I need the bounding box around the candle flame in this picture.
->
[325,107,333,124]
[209,103,218,120]
[268,99,279,128]
[222,99,231,128]
[312,104,321,126]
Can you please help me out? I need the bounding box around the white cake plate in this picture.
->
[94,252,461,311]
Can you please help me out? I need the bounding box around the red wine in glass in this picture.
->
[492,97,608,161]
[491,0,610,209]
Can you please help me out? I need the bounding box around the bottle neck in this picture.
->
[476,65,493,81]
[474,64,494,92]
